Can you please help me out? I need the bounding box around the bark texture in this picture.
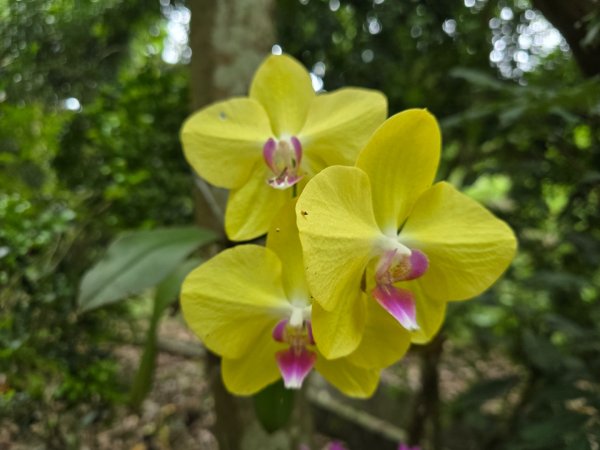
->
[189,0,275,233]
[188,1,275,449]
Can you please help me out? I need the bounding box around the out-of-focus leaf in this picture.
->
[253,380,294,433]
[528,270,587,291]
[454,376,520,411]
[580,171,600,185]
[499,104,527,126]
[582,21,600,47]
[544,313,585,338]
[519,413,587,448]
[522,330,563,373]
[449,67,513,91]
[78,227,216,311]
[440,104,500,129]
[154,257,203,313]
[567,434,594,450]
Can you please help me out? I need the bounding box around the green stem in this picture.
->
[129,297,163,410]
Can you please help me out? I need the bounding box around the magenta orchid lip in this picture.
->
[372,248,429,331]
[272,318,316,389]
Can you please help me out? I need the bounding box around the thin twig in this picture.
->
[194,174,225,227]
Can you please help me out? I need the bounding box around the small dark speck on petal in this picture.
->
[219,111,227,120]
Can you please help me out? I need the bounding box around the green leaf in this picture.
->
[128,304,160,410]
[522,329,563,373]
[454,376,520,412]
[154,257,203,314]
[519,413,587,447]
[78,227,216,312]
[253,380,295,433]
[449,67,512,91]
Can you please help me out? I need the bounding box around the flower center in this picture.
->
[263,136,304,190]
[272,317,316,389]
[372,248,429,331]
[375,248,429,285]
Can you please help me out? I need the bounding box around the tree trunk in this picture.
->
[188,1,275,449]
[533,0,600,77]
[408,333,445,450]
[189,0,276,233]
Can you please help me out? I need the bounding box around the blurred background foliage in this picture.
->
[1,0,599,449]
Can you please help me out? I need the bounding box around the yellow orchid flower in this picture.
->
[180,54,387,241]
[180,201,410,397]
[296,109,517,359]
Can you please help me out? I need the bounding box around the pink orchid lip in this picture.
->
[372,247,428,330]
[397,445,421,450]
[372,284,419,331]
[327,441,348,450]
[263,136,304,189]
[275,347,317,389]
[271,319,316,389]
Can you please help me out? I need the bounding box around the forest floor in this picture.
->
[2,314,519,450]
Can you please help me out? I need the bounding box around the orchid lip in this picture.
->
[276,347,317,389]
[372,247,429,330]
[263,136,304,189]
[375,247,429,285]
[271,317,316,389]
[373,284,419,331]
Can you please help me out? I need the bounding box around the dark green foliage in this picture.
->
[254,381,295,433]
[0,0,155,105]
[277,0,600,448]
[0,0,194,445]
[54,59,194,230]
[2,0,600,448]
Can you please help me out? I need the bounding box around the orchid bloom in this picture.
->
[397,445,420,450]
[327,442,348,450]
[180,201,410,397]
[296,109,517,358]
[180,53,387,241]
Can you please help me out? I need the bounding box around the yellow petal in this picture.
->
[300,88,387,174]
[345,297,412,369]
[180,245,290,359]
[315,356,380,398]
[266,200,310,302]
[356,109,441,235]
[250,54,314,137]
[401,182,517,302]
[312,298,365,360]
[181,98,271,189]
[296,166,381,312]
[222,325,285,396]
[404,280,447,344]
[225,165,291,241]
